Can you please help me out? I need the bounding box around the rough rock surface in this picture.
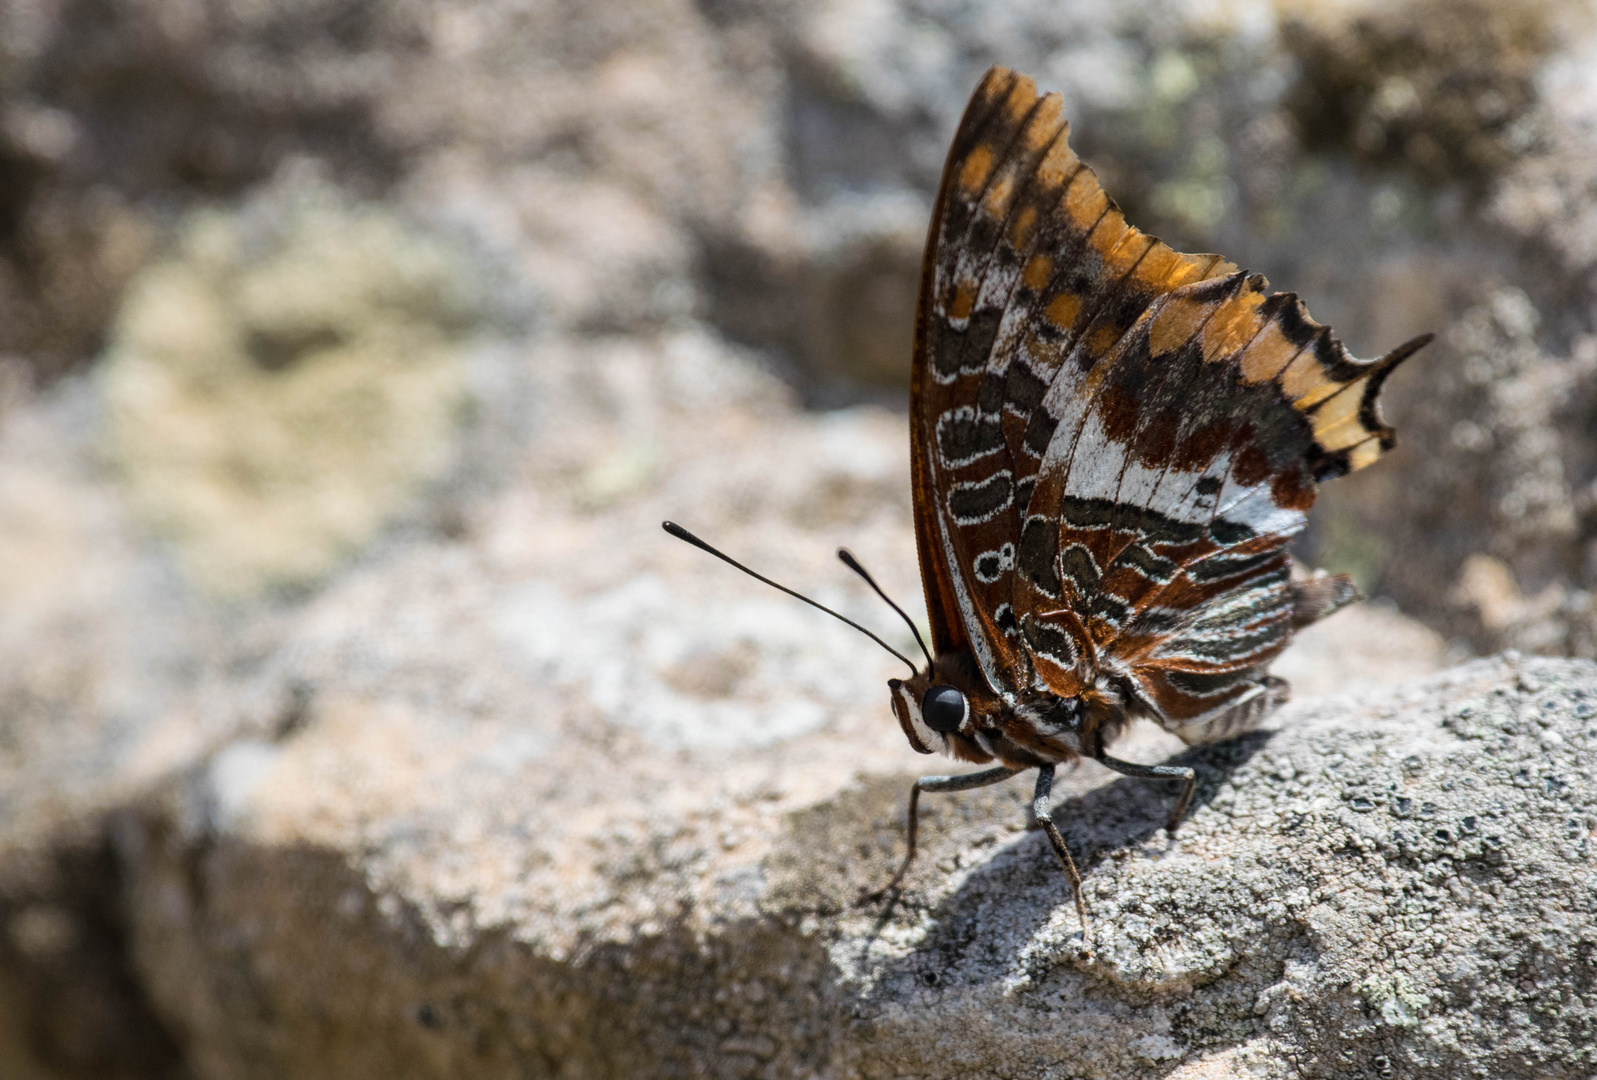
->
[102,179,488,596]
[108,657,1597,1079]
[0,318,1451,1079]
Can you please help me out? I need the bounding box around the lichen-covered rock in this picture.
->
[10,0,1597,652]
[0,313,1450,1080]
[1362,285,1595,656]
[777,0,1597,655]
[815,656,1597,1079]
[101,181,482,596]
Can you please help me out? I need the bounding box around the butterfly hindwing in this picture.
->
[1020,269,1426,732]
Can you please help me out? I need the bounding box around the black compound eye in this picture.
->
[921,684,967,733]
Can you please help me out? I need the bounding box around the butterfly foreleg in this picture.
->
[860,765,1023,904]
[1032,764,1089,938]
[1093,750,1197,834]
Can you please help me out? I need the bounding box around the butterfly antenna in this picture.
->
[836,548,934,673]
[662,521,918,676]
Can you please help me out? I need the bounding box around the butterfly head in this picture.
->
[888,672,957,753]
[891,658,1107,761]
[887,663,1003,755]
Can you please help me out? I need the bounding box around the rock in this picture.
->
[0,0,406,382]
[777,0,1597,656]
[0,836,186,1080]
[101,177,487,597]
[8,0,1597,653]
[0,0,791,379]
[105,656,1597,1080]
[1373,286,1589,656]
[0,316,1452,1078]
[808,656,1597,1079]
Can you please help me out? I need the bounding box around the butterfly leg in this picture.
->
[861,765,1023,903]
[1032,764,1089,937]
[1094,750,1197,834]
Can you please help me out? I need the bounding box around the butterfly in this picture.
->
[666,65,1429,937]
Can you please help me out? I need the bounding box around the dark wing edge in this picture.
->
[909,66,1019,670]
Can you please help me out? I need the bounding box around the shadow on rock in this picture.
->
[849,730,1276,995]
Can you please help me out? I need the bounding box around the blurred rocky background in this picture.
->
[3,0,1596,1077]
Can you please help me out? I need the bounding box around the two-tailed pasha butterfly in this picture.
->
[666,66,1429,939]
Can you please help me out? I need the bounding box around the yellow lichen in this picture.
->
[102,184,481,597]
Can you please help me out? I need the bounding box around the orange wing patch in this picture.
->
[958,144,995,196]
[1149,297,1213,358]
[1140,272,1432,479]
[1045,291,1082,328]
[1023,253,1053,290]
[1064,179,1111,231]
[1236,320,1298,384]
[1199,287,1267,363]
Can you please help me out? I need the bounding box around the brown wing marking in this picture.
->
[1045,274,1260,651]
[1008,271,1254,700]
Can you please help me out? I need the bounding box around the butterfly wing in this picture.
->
[914,66,1427,740]
[912,66,1235,697]
[1021,265,1428,733]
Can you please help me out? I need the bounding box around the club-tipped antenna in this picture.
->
[836,548,934,673]
[662,521,918,676]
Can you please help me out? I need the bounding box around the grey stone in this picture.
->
[105,656,1597,1080]
[8,0,1597,655]
[775,0,1597,655]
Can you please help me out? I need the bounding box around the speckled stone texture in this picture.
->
[98,656,1596,1080]
[812,656,1597,1079]
[0,312,1454,1080]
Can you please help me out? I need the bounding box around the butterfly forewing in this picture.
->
[913,66,1426,737]
[913,66,1234,699]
